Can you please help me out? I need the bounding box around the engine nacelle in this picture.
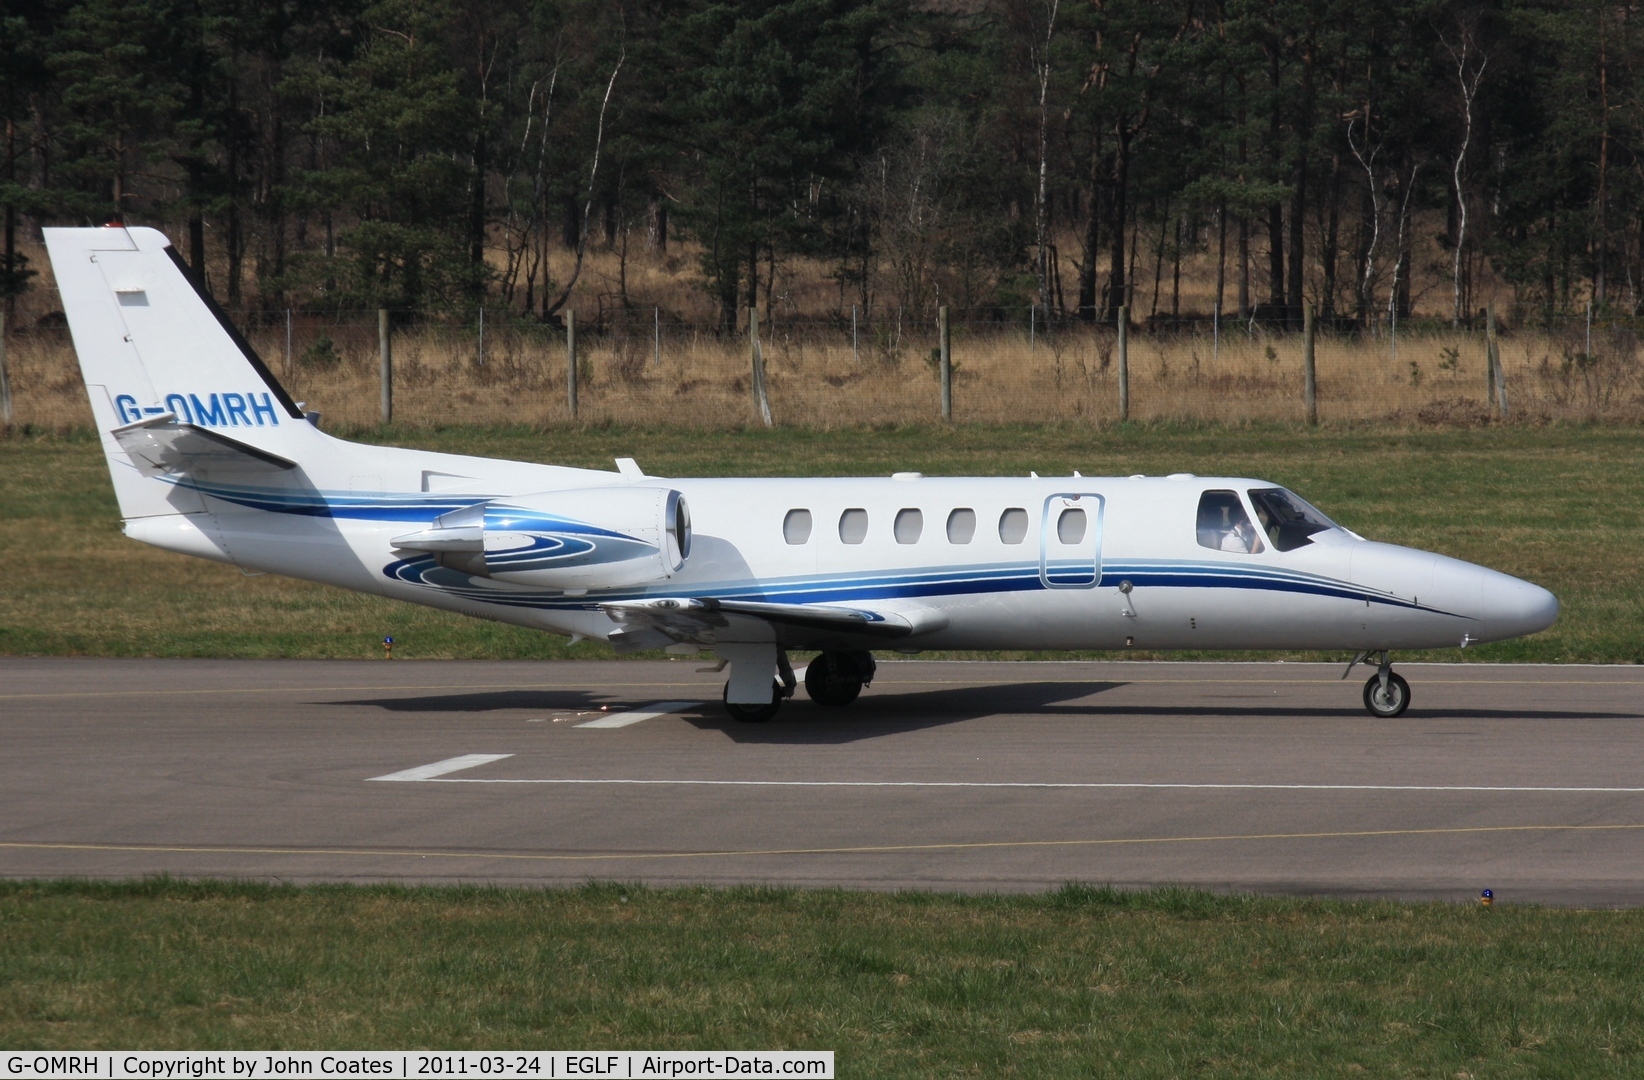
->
[392,486,690,590]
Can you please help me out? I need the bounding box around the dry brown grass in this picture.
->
[6,228,1643,430]
[7,315,1643,431]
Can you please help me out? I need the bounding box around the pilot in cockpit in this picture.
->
[1221,517,1260,553]
[1196,489,1264,554]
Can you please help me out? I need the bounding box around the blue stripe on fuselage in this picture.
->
[382,557,1456,617]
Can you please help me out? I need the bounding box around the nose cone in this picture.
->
[1473,568,1559,642]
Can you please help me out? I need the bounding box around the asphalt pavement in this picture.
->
[2,657,1641,905]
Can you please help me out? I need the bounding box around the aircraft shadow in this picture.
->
[324,689,615,714]
[679,681,1130,744]
[321,686,1636,732]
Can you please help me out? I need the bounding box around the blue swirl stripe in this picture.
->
[381,556,1456,618]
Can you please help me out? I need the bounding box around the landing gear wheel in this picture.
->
[804,653,863,707]
[1363,672,1411,718]
[723,680,782,723]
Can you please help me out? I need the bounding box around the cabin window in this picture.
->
[783,509,813,545]
[1197,490,1263,553]
[838,508,869,544]
[1057,507,1087,545]
[1248,488,1336,552]
[946,508,976,544]
[998,507,1029,544]
[894,508,923,544]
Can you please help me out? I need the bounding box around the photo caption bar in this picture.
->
[2,1053,833,1080]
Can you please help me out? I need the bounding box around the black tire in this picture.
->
[723,680,782,723]
[804,653,864,707]
[1363,672,1411,718]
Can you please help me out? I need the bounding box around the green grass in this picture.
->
[2,879,1642,1073]
[1,422,1640,661]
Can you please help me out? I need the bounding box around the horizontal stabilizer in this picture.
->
[112,414,297,477]
[602,595,948,644]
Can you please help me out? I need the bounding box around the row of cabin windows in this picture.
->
[783,506,1087,546]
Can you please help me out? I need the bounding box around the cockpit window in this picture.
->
[1248,488,1337,551]
[1196,490,1264,554]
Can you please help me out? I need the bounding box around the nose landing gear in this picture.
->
[1345,650,1411,718]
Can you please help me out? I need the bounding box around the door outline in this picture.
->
[1040,493,1104,588]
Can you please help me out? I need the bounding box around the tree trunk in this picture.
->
[1321,154,1341,321]
[1215,202,1227,318]
[1267,201,1285,308]
[1104,131,1132,325]
[1287,167,1306,327]
[1238,215,1250,318]
[470,129,487,289]
[1077,141,1102,321]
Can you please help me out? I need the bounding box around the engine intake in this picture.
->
[391,486,690,590]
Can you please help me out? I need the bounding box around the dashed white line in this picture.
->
[575,701,702,729]
[367,754,514,782]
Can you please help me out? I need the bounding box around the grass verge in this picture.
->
[1,422,1639,662]
[2,879,1642,1074]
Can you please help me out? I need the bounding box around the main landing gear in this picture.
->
[722,649,877,722]
[804,650,877,707]
[1344,650,1411,718]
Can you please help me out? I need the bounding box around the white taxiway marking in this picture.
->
[392,777,1644,793]
[576,701,702,729]
[367,754,514,782]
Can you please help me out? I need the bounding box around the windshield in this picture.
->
[1247,488,1338,552]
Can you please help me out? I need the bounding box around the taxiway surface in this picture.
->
[2,658,1641,904]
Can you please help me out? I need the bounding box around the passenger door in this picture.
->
[1040,493,1103,588]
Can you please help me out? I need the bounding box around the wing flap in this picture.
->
[601,595,947,645]
[112,414,297,476]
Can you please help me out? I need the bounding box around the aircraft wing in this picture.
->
[111,414,297,477]
[600,595,948,652]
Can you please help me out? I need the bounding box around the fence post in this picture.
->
[1029,304,1036,353]
[1303,304,1317,426]
[1585,299,1593,363]
[852,304,859,365]
[0,310,11,426]
[284,308,293,375]
[1485,303,1498,412]
[939,305,952,421]
[378,308,392,425]
[1490,304,1508,419]
[566,308,578,418]
[653,307,660,366]
[1212,301,1219,366]
[1117,305,1129,422]
[750,307,772,427]
[477,306,485,366]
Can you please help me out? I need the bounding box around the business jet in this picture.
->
[45,225,1558,721]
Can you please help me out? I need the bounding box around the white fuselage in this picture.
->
[129,447,1558,655]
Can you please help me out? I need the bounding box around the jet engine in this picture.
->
[391,486,690,590]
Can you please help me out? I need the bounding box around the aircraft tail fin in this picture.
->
[44,225,319,519]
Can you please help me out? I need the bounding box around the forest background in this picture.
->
[0,0,1639,335]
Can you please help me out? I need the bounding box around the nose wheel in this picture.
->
[1363,671,1411,717]
[1346,651,1412,718]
